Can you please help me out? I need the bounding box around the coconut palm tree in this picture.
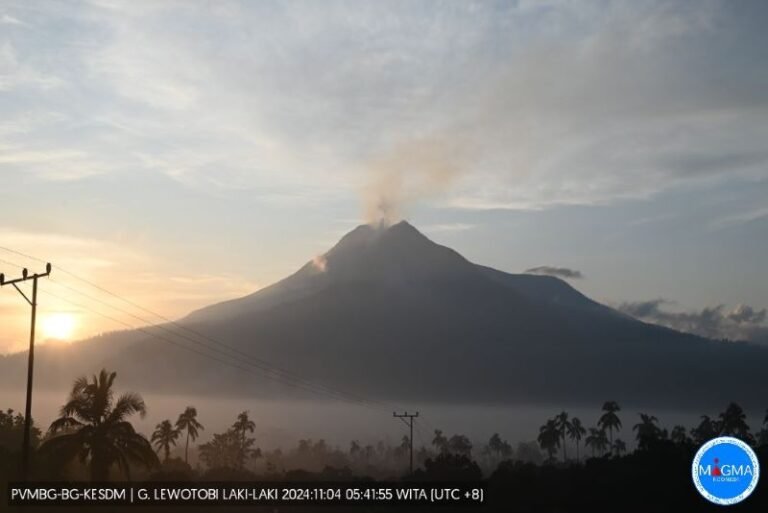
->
[432,429,449,454]
[567,417,587,463]
[554,411,572,462]
[537,419,560,462]
[151,420,180,462]
[232,411,257,469]
[176,406,204,464]
[233,411,255,447]
[585,427,608,457]
[598,401,622,455]
[40,369,158,480]
[633,413,663,451]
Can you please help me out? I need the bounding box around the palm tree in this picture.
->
[567,417,587,463]
[598,401,622,455]
[233,411,255,447]
[633,413,662,451]
[176,406,204,464]
[432,429,449,454]
[585,427,608,457]
[718,403,753,443]
[537,419,560,462]
[232,411,257,469]
[555,411,572,462]
[40,369,158,480]
[612,439,627,456]
[151,420,180,462]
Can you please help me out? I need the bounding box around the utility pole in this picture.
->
[393,411,419,475]
[1,263,51,480]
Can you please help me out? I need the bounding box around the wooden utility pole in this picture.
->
[393,411,419,474]
[1,263,51,480]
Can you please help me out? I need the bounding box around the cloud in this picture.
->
[2,0,766,207]
[617,299,768,344]
[524,266,583,280]
[1,14,26,26]
[710,207,768,229]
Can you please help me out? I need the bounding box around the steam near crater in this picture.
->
[361,137,468,226]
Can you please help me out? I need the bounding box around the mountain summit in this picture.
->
[5,221,768,408]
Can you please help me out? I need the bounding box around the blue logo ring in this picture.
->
[692,436,760,506]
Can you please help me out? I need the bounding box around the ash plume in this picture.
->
[362,137,468,226]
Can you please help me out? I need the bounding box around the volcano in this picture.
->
[3,221,768,408]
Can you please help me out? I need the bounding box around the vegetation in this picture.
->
[151,420,180,462]
[2,370,768,510]
[39,369,158,480]
[175,406,204,464]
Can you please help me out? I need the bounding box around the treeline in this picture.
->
[2,370,768,510]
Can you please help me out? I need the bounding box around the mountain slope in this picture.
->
[2,221,767,409]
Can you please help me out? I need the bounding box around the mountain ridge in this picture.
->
[2,220,767,410]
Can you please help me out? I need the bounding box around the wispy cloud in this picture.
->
[710,206,768,229]
[525,266,583,280]
[617,299,768,344]
[2,1,765,205]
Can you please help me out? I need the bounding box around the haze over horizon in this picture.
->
[1,0,767,352]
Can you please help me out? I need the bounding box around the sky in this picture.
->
[0,0,767,352]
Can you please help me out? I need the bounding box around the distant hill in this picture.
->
[2,221,767,409]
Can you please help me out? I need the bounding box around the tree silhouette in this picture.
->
[759,411,768,447]
[612,438,627,456]
[151,420,180,462]
[670,425,690,446]
[175,406,204,465]
[397,435,410,457]
[691,415,719,445]
[448,434,473,457]
[349,440,361,457]
[555,411,571,462]
[585,427,608,457]
[199,413,260,471]
[538,419,560,462]
[718,403,753,443]
[40,369,157,480]
[233,412,255,449]
[633,414,663,451]
[0,409,40,452]
[567,417,586,463]
[432,430,449,454]
[598,401,621,455]
[487,433,513,461]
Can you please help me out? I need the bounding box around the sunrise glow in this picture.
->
[41,313,76,341]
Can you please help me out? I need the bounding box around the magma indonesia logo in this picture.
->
[692,436,760,505]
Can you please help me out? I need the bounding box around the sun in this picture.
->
[41,313,77,341]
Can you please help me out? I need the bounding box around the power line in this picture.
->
[40,287,389,413]
[0,262,52,480]
[393,411,419,474]
[0,245,399,412]
[45,277,385,410]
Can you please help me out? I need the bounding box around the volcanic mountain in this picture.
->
[3,221,767,408]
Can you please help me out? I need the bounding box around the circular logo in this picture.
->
[692,436,760,506]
